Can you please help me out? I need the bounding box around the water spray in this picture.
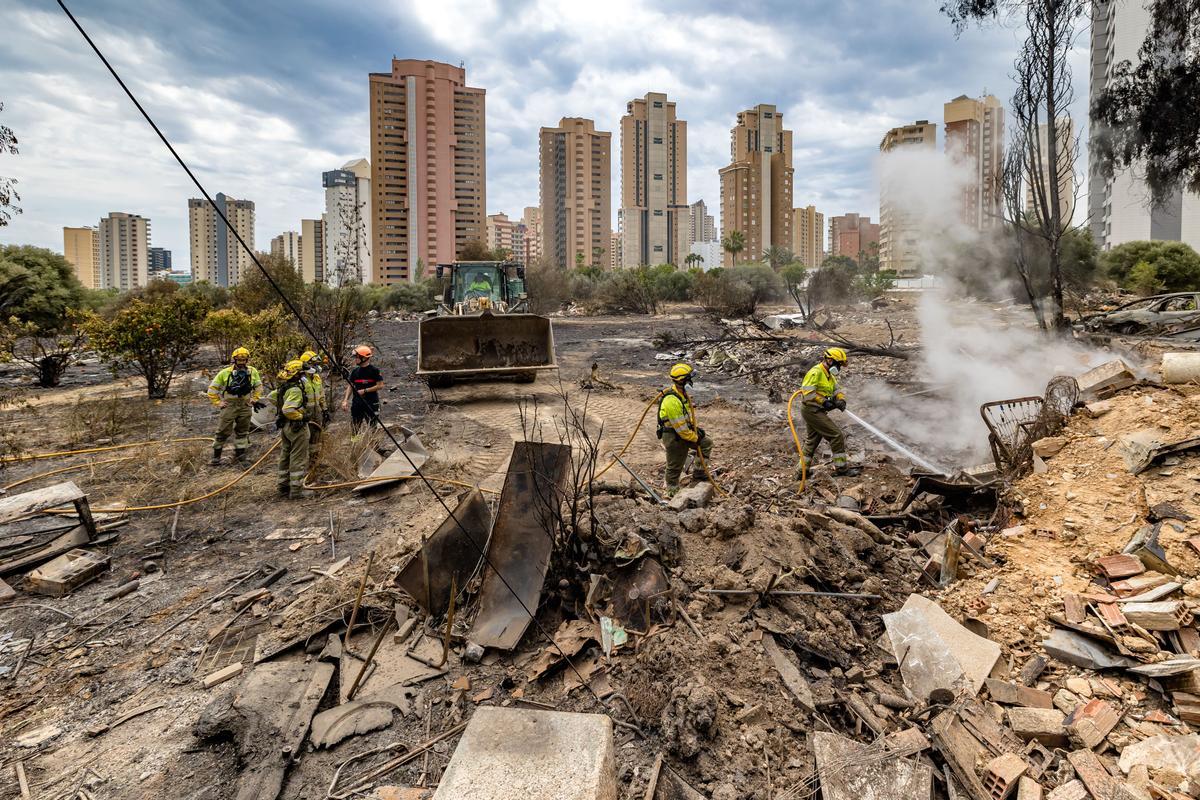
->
[842,409,951,475]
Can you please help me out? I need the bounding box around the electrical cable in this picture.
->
[56,0,609,709]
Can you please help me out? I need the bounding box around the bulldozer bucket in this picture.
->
[416,313,557,381]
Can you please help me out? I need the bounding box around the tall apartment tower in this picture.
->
[324,158,372,285]
[944,94,1005,231]
[63,226,100,289]
[719,104,794,266]
[369,59,485,284]
[609,231,622,269]
[148,247,172,274]
[521,206,543,266]
[97,212,150,291]
[1026,118,1076,223]
[791,205,825,267]
[188,194,255,287]
[299,216,327,284]
[828,213,880,260]
[270,231,301,266]
[539,117,611,268]
[688,199,716,246]
[486,212,525,263]
[1088,0,1200,250]
[619,92,688,267]
[879,121,936,277]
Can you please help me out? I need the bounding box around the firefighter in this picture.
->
[797,347,859,477]
[299,350,329,467]
[269,359,312,499]
[657,363,713,495]
[341,345,383,435]
[206,346,262,466]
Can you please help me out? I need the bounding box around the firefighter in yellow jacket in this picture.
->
[207,347,263,466]
[657,363,713,494]
[797,347,859,476]
[269,360,312,499]
[299,350,328,467]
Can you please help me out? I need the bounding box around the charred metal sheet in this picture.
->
[610,557,670,633]
[470,442,572,650]
[394,489,492,616]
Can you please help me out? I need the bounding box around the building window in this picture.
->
[653,174,662,180]
[652,101,663,108]
[653,137,662,144]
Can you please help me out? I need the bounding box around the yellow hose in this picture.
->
[786,389,808,494]
[2,456,136,492]
[0,437,212,464]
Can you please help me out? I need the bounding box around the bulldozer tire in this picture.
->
[514,371,537,384]
[427,375,454,389]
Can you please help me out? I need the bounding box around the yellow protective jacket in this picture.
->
[268,381,308,422]
[207,365,263,405]
[304,373,326,411]
[798,363,845,407]
[658,387,699,443]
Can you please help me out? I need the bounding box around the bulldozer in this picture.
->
[416,261,557,387]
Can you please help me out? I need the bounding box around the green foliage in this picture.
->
[853,269,898,299]
[459,239,493,261]
[0,311,87,387]
[596,267,660,314]
[762,246,794,271]
[231,253,305,313]
[202,308,255,362]
[84,292,210,398]
[721,231,746,265]
[809,258,858,306]
[693,264,783,317]
[1102,240,1200,293]
[0,245,85,329]
[245,306,309,388]
[1127,260,1164,297]
[386,279,441,312]
[183,280,232,310]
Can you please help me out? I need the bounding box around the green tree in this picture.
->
[575,252,586,270]
[684,252,703,270]
[246,306,309,388]
[721,231,745,266]
[762,246,794,271]
[0,311,87,387]
[459,239,492,261]
[387,278,442,312]
[84,292,210,398]
[202,307,255,362]
[1127,260,1164,297]
[0,245,85,329]
[1102,241,1200,292]
[183,280,231,310]
[231,253,305,313]
[853,269,898,299]
[781,262,808,312]
[0,102,20,227]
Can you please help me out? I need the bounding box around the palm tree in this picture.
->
[684,252,703,270]
[721,231,745,266]
[762,245,794,271]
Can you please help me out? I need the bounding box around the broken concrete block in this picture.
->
[811,731,933,800]
[1032,436,1067,458]
[1053,689,1081,715]
[433,707,615,800]
[310,700,395,748]
[201,662,244,689]
[1045,780,1086,800]
[1065,699,1120,749]
[982,752,1028,799]
[1117,734,1200,780]
[668,483,713,512]
[1006,707,1068,748]
[1084,400,1114,417]
[676,508,707,533]
[1016,776,1043,800]
[1123,600,1189,631]
[1077,359,1136,397]
[985,679,1053,709]
[883,594,1001,702]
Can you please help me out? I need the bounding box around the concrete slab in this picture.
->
[433,707,616,800]
[883,594,1001,702]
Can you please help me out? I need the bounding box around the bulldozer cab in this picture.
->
[439,261,528,314]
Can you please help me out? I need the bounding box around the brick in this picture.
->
[1122,600,1188,631]
[1045,780,1086,800]
[982,752,1027,799]
[985,679,1054,709]
[1065,699,1120,749]
[200,661,244,689]
[1006,707,1068,748]
[1095,602,1129,631]
[1016,777,1043,800]
[1111,572,1172,596]
[1065,749,1119,799]
[1062,594,1086,624]
[1094,554,1144,579]
[433,707,615,800]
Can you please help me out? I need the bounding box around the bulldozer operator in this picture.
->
[464,271,496,300]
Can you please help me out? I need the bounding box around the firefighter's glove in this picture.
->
[833,398,846,411]
[821,399,836,411]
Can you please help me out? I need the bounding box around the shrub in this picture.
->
[693,269,755,316]
[1127,260,1164,296]
[231,253,305,313]
[1103,240,1200,292]
[0,312,87,387]
[202,308,255,362]
[596,268,659,314]
[0,244,85,329]
[84,292,210,398]
[853,269,898,299]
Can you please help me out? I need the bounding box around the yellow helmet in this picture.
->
[670,363,694,382]
[231,347,250,360]
[824,347,848,365]
[299,350,321,366]
[278,359,304,381]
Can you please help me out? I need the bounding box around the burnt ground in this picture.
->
[0,300,996,800]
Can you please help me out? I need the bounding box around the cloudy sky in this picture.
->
[0,0,1091,264]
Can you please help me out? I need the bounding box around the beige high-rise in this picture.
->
[521,206,542,266]
[369,59,486,285]
[1026,118,1076,223]
[299,216,326,284]
[719,104,794,266]
[791,205,824,267]
[63,226,100,289]
[620,92,687,267]
[688,199,716,246]
[189,194,255,286]
[879,121,936,277]
[98,212,150,291]
[609,231,622,270]
[486,212,520,260]
[539,117,611,268]
[270,231,301,266]
[944,94,1005,231]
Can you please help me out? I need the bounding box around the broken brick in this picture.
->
[982,752,1027,799]
[985,679,1053,709]
[1094,554,1144,580]
[1064,699,1120,749]
[1045,780,1086,800]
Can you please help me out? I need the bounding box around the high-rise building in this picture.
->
[719,104,794,266]
[269,232,301,267]
[879,121,936,277]
[792,205,825,267]
[1088,0,1200,250]
[539,117,611,268]
[63,226,100,289]
[521,206,542,266]
[486,212,522,261]
[944,94,1005,231]
[324,158,372,285]
[619,92,688,267]
[688,199,716,246]
[688,240,723,272]
[97,212,150,291]
[828,213,879,260]
[148,247,172,275]
[189,194,255,287]
[299,216,326,284]
[609,231,622,270]
[369,59,486,284]
[1026,119,1077,223]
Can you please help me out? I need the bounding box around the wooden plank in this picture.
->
[762,633,816,712]
[930,709,992,800]
[0,526,89,577]
[26,548,110,597]
[0,481,85,525]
